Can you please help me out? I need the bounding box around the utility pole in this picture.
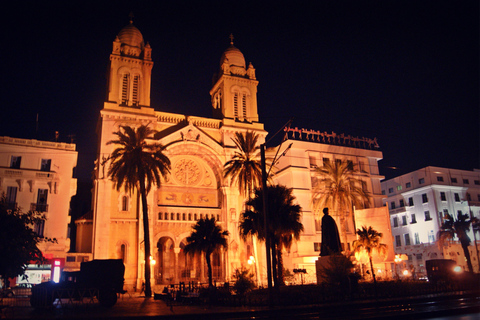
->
[261,143,273,305]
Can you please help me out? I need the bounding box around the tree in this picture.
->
[184,217,229,287]
[223,131,263,198]
[240,185,303,286]
[312,160,370,250]
[0,197,56,287]
[437,212,473,273]
[232,267,256,296]
[352,226,387,295]
[107,125,171,297]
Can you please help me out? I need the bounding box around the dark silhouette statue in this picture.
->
[320,208,342,256]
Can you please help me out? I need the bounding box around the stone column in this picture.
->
[174,247,181,284]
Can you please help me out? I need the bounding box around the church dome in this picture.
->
[220,40,246,68]
[117,22,144,48]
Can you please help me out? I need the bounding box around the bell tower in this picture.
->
[210,35,259,123]
[106,18,153,108]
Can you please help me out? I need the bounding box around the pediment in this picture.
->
[156,124,224,155]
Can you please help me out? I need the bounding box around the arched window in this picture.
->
[177,213,180,220]
[233,92,239,118]
[121,196,129,211]
[242,93,247,119]
[121,74,129,105]
[120,244,127,263]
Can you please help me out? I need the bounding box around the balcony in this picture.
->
[389,206,406,215]
[31,203,48,212]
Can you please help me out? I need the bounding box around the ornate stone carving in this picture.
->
[173,159,201,186]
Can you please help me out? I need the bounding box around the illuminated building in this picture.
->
[81,20,395,290]
[0,136,78,284]
[381,166,480,276]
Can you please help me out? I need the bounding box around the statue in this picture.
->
[320,208,342,256]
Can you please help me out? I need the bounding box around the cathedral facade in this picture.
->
[89,21,394,290]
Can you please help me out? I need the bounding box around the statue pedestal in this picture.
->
[315,256,334,284]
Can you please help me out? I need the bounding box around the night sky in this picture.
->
[2,0,478,187]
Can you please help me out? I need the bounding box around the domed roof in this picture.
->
[220,35,246,68]
[117,21,144,48]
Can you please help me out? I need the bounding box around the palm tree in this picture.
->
[184,217,229,287]
[312,160,370,250]
[240,185,303,286]
[352,226,387,293]
[106,125,171,297]
[437,212,473,273]
[223,131,263,198]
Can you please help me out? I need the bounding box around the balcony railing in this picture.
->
[31,203,48,212]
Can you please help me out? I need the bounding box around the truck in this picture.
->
[30,259,125,308]
[425,259,462,283]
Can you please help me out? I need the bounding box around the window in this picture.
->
[359,161,365,172]
[408,197,414,206]
[121,73,129,104]
[399,199,405,207]
[395,235,402,247]
[182,213,186,221]
[404,234,411,246]
[132,75,140,106]
[417,253,423,261]
[428,230,435,242]
[165,212,168,220]
[170,213,174,220]
[10,156,21,169]
[397,185,403,191]
[382,190,386,195]
[393,217,398,228]
[34,220,45,237]
[194,213,197,220]
[233,92,239,118]
[406,182,411,188]
[188,213,192,221]
[419,178,425,184]
[158,212,163,220]
[440,192,446,201]
[314,242,321,252]
[36,189,48,212]
[347,160,354,170]
[475,180,480,185]
[454,193,460,202]
[120,244,126,263]
[388,188,394,194]
[414,233,420,245]
[463,179,469,184]
[451,177,457,183]
[402,216,407,226]
[323,158,330,166]
[437,176,444,182]
[422,194,428,203]
[242,93,247,119]
[391,201,396,209]
[41,159,51,171]
[121,196,128,211]
[424,211,431,221]
[177,213,181,220]
[411,214,417,224]
[478,194,480,202]
[6,186,17,209]
[467,193,471,201]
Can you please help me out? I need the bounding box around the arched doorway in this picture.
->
[156,237,175,284]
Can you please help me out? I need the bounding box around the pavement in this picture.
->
[2,290,480,320]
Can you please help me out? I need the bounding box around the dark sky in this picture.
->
[2,0,479,184]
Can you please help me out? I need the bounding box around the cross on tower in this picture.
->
[229,33,234,45]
